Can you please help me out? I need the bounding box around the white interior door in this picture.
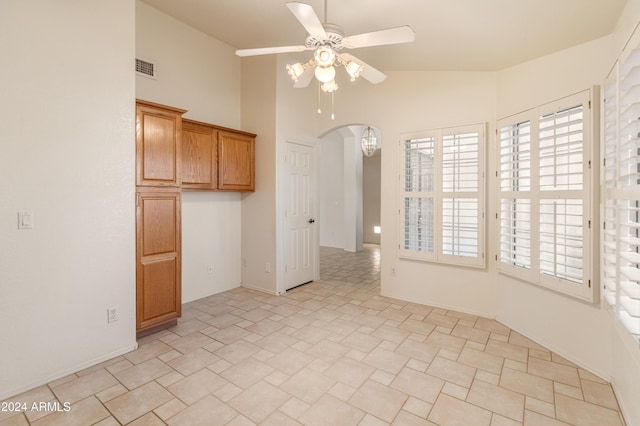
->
[284,142,317,290]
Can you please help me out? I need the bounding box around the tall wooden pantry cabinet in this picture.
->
[135,99,256,336]
[135,100,185,334]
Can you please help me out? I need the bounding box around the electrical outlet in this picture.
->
[265,262,271,273]
[107,306,118,323]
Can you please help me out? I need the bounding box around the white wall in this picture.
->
[494,15,640,421]
[135,2,240,128]
[494,34,615,379]
[285,30,640,422]
[343,134,364,252]
[136,1,243,302]
[240,55,279,294]
[181,193,241,301]
[0,0,136,399]
[319,71,500,317]
[319,133,345,248]
[363,151,382,245]
[318,125,379,250]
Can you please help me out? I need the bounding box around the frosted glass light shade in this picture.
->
[321,80,338,93]
[286,62,305,82]
[345,61,364,81]
[315,65,336,83]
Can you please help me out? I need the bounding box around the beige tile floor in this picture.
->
[1,245,626,425]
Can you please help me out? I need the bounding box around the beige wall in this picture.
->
[3,1,638,422]
[0,0,136,399]
[363,152,381,245]
[240,55,279,293]
[136,1,244,302]
[266,7,640,423]
[494,35,614,379]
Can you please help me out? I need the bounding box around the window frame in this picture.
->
[497,89,597,302]
[400,123,486,268]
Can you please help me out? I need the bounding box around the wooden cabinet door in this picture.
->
[218,130,255,191]
[181,119,217,190]
[136,191,181,332]
[136,100,186,188]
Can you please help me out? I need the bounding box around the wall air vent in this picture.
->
[135,58,156,79]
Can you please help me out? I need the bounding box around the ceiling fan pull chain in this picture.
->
[331,91,335,120]
[317,83,322,114]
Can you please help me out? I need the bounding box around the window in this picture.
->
[497,90,596,302]
[602,42,640,343]
[400,124,485,267]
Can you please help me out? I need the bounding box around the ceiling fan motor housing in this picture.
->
[305,23,345,50]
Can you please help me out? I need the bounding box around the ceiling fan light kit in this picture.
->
[235,1,415,95]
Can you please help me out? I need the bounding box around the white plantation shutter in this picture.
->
[602,200,618,306]
[539,199,583,284]
[402,137,435,257]
[619,49,640,338]
[619,200,640,337]
[500,198,531,269]
[442,132,480,259]
[537,103,588,289]
[499,118,532,279]
[497,89,595,301]
[401,124,485,267]
[539,105,585,191]
[602,44,640,341]
[404,197,434,253]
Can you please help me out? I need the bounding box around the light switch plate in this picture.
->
[18,212,33,229]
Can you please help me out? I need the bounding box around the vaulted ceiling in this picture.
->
[140,0,626,72]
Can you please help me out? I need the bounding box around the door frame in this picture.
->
[276,139,320,295]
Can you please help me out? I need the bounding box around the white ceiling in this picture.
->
[140,0,627,72]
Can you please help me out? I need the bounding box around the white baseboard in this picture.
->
[241,283,278,296]
[1,342,138,401]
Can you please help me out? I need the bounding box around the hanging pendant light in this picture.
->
[361,126,377,157]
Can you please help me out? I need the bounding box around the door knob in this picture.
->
[308,218,315,224]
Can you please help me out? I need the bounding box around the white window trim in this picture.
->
[400,123,486,268]
[497,88,598,303]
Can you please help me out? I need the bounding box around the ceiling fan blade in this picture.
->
[286,2,327,38]
[340,53,387,84]
[341,25,415,49]
[235,45,308,57]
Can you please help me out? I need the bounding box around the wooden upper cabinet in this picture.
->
[136,100,186,188]
[218,130,256,191]
[181,119,217,190]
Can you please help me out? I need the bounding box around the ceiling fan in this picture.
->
[235,2,415,93]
